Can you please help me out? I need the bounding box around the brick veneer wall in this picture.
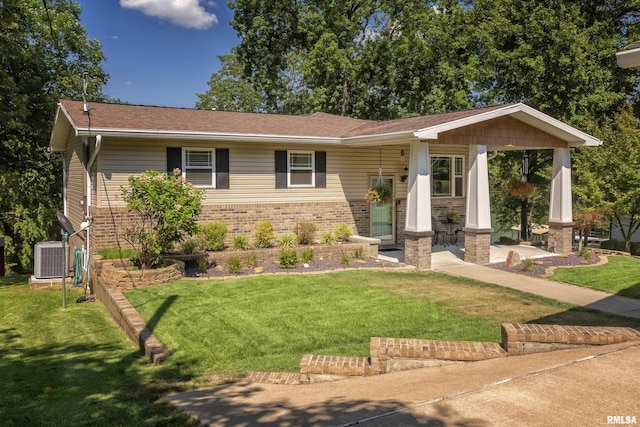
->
[90,201,374,251]
[547,223,575,254]
[464,230,492,265]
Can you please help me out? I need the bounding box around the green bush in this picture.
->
[226,257,243,274]
[279,248,298,269]
[340,252,351,265]
[579,247,592,261]
[200,221,227,251]
[96,248,137,260]
[254,220,275,248]
[630,242,640,256]
[245,252,258,268]
[334,223,352,242]
[301,247,314,264]
[522,258,533,272]
[231,235,250,251]
[601,239,628,251]
[120,169,203,268]
[181,237,199,254]
[354,246,365,259]
[322,232,337,245]
[293,220,317,245]
[197,257,208,273]
[496,236,520,245]
[278,234,298,248]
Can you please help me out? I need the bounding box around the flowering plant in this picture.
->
[365,183,392,203]
[506,177,535,200]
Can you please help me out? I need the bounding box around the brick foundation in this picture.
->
[464,229,492,265]
[404,231,433,270]
[547,222,575,254]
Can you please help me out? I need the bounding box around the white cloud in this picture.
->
[120,0,218,30]
[110,35,119,40]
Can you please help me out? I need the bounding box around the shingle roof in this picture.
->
[625,40,640,50]
[58,99,511,139]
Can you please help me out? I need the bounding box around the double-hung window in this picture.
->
[288,151,314,187]
[183,149,215,188]
[431,155,464,197]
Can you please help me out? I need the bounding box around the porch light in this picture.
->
[401,167,408,182]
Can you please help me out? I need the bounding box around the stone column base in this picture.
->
[464,228,492,265]
[404,231,434,270]
[547,222,575,254]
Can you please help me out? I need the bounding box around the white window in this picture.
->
[431,155,464,197]
[183,149,215,187]
[288,151,314,187]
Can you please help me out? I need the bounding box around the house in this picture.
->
[616,40,640,69]
[49,100,600,269]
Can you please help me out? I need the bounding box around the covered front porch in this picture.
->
[398,103,600,269]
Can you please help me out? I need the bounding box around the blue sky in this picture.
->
[77,0,238,108]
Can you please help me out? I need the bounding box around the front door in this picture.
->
[369,176,395,245]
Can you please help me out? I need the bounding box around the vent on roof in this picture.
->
[34,241,64,279]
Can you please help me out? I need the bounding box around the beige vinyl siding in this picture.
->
[96,139,470,207]
[66,136,86,230]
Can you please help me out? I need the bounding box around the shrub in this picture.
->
[279,248,298,269]
[96,248,137,260]
[322,232,337,245]
[340,252,351,265]
[579,247,592,261]
[200,221,227,251]
[522,258,533,272]
[354,246,365,259]
[496,236,519,245]
[245,252,258,268]
[278,234,298,248]
[630,241,640,256]
[226,257,243,274]
[301,246,314,264]
[293,220,317,245]
[231,235,250,251]
[197,257,208,273]
[254,220,275,248]
[120,169,203,269]
[181,237,199,254]
[334,223,352,242]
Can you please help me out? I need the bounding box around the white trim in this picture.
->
[616,47,640,69]
[182,148,216,188]
[413,103,602,147]
[287,150,315,188]
[430,155,465,198]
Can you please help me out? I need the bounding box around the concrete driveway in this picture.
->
[166,342,640,426]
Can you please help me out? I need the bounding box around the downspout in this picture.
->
[85,135,102,256]
[487,151,498,161]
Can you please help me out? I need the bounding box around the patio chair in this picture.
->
[432,217,447,246]
[453,215,465,245]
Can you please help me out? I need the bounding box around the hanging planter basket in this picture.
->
[365,183,392,204]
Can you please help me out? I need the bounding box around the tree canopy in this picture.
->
[0,0,108,273]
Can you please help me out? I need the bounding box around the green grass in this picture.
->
[549,256,640,299]
[0,277,195,427]
[125,270,640,375]
[96,247,137,260]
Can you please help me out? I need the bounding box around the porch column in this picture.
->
[404,140,434,270]
[548,147,574,254]
[464,144,492,264]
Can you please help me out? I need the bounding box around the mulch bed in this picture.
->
[488,252,602,278]
[185,255,406,278]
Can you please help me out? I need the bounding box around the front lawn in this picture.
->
[125,270,640,375]
[549,256,640,299]
[0,277,194,427]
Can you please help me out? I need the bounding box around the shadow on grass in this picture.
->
[0,327,195,426]
[165,383,489,427]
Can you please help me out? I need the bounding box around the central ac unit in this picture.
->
[34,241,65,279]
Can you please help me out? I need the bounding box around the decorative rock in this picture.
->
[214,265,224,271]
[303,263,310,268]
[505,250,521,268]
[253,267,264,274]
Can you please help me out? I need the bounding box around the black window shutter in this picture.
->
[215,148,229,189]
[167,147,182,174]
[315,151,326,188]
[275,150,287,188]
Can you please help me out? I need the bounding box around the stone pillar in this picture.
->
[548,148,574,254]
[464,145,492,264]
[404,141,433,269]
[547,223,574,254]
[404,231,434,270]
[464,229,492,265]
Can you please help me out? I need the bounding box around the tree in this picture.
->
[573,107,640,251]
[0,0,108,273]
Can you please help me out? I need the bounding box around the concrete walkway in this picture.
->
[166,342,640,426]
[431,249,640,320]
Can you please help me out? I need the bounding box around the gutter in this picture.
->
[85,135,101,256]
